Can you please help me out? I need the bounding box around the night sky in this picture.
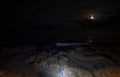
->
[6,0,120,47]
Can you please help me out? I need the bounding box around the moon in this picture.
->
[90,15,95,20]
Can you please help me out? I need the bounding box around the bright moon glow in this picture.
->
[90,15,94,20]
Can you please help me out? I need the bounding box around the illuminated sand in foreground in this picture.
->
[0,45,120,77]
